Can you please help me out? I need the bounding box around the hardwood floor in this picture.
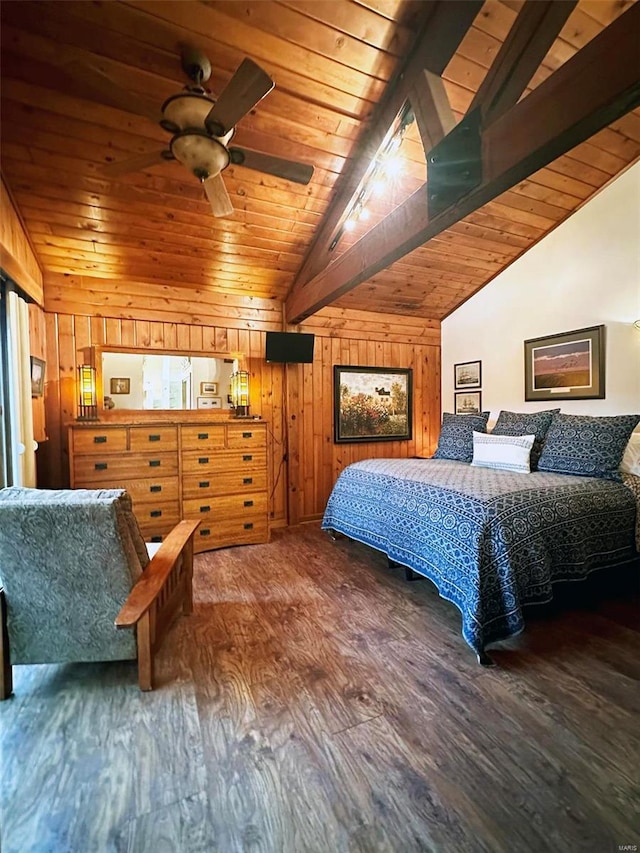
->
[1,524,638,853]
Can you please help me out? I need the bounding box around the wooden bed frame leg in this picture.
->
[476,650,496,667]
[0,589,13,700]
[404,567,421,582]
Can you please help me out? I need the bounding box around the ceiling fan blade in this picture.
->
[101,150,166,177]
[64,60,161,122]
[204,59,274,136]
[203,173,234,217]
[229,148,314,185]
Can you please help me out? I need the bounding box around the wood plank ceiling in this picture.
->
[1,0,639,322]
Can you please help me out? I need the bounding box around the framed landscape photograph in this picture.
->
[524,325,605,401]
[454,391,482,415]
[454,360,481,390]
[200,381,218,395]
[30,356,45,397]
[334,365,412,444]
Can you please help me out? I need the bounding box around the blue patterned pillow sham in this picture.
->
[433,412,490,462]
[492,408,559,470]
[537,412,640,480]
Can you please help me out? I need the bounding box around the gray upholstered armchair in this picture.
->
[0,487,199,697]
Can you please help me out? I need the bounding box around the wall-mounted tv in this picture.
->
[265,332,315,364]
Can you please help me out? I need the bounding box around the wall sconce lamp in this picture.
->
[77,364,98,421]
[230,370,250,418]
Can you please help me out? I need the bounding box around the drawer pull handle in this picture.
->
[243,477,253,485]
[93,436,107,444]
[148,434,161,442]
[200,528,210,536]
[244,500,254,507]
[198,433,209,440]
[199,481,210,488]
[198,457,209,464]
[200,505,210,513]
[150,485,162,493]
[150,510,162,518]
[151,536,163,543]
[242,432,252,438]
[95,462,108,471]
[243,523,254,530]
[243,455,252,462]
[149,460,161,467]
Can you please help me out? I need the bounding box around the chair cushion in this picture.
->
[0,488,141,664]
[433,412,490,462]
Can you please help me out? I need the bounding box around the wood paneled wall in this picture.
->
[38,296,440,526]
[0,175,43,304]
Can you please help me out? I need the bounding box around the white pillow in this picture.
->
[471,431,535,474]
[620,432,640,475]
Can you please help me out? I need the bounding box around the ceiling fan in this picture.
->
[100,46,314,217]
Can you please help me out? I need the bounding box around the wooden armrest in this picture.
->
[115,519,199,629]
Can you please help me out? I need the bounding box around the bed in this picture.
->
[321,457,639,662]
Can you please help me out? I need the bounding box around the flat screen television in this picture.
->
[265,331,315,364]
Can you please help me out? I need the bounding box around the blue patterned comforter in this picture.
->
[321,459,638,654]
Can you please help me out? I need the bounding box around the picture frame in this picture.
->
[200,381,218,395]
[454,390,482,415]
[524,325,605,401]
[454,360,482,390]
[30,356,45,397]
[197,396,222,409]
[334,365,412,444]
[110,377,130,395]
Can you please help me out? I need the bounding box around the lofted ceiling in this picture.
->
[1,0,639,324]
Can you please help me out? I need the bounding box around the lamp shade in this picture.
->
[230,370,250,418]
[77,364,98,421]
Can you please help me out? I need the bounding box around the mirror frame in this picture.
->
[88,345,245,422]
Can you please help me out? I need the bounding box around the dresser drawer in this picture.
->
[180,426,225,452]
[70,427,128,455]
[183,468,268,498]
[133,500,181,530]
[226,424,266,449]
[73,452,178,485]
[183,492,267,520]
[193,515,269,553]
[111,477,179,504]
[129,426,178,452]
[182,449,266,476]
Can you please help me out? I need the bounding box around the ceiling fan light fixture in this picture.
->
[161,91,216,134]
[170,130,230,178]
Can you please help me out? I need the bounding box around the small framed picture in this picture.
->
[197,396,222,409]
[110,377,130,394]
[30,356,45,397]
[200,381,218,395]
[455,391,482,415]
[454,360,481,390]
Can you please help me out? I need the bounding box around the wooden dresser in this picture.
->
[69,420,269,553]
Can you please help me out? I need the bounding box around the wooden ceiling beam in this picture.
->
[409,70,456,153]
[288,0,483,289]
[285,2,640,324]
[468,0,578,125]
